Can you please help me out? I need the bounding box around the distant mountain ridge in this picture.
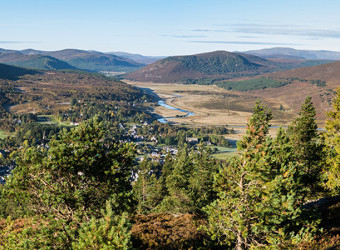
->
[242,47,340,60]
[108,52,165,64]
[5,55,76,70]
[0,48,146,72]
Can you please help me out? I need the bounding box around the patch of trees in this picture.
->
[310,79,326,87]
[173,54,259,75]
[216,77,291,91]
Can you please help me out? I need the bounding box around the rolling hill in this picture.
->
[5,55,76,70]
[126,51,277,83]
[125,50,335,83]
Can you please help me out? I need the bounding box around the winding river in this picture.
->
[157,100,195,123]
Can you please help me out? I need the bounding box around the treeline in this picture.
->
[216,77,290,91]
[184,77,328,92]
[1,92,340,248]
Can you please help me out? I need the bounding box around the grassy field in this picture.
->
[37,115,73,127]
[209,146,238,160]
[0,131,12,139]
[125,80,297,127]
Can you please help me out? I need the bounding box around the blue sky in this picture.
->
[2,0,340,55]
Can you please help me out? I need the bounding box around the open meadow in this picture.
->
[124,80,304,126]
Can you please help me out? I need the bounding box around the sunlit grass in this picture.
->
[209,146,237,160]
[0,131,12,139]
[37,115,73,127]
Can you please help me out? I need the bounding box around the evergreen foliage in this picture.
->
[157,146,219,214]
[0,63,39,80]
[204,100,318,249]
[132,145,219,214]
[324,88,340,192]
[287,96,324,198]
[73,202,132,249]
[216,77,290,91]
[173,53,260,75]
[0,120,136,247]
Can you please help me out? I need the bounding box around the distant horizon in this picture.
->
[2,0,340,56]
[2,46,340,58]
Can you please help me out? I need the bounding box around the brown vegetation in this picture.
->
[131,213,210,249]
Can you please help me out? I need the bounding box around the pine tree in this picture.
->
[205,100,273,249]
[204,100,316,249]
[158,146,196,213]
[133,158,163,213]
[2,120,136,223]
[287,96,324,198]
[157,145,219,214]
[324,89,340,192]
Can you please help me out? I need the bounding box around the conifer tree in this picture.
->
[287,96,324,198]
[205,100,273,249]
[133,158,163,213]
[205,100,316,249]
[2,120,136,222]
[157,145,219,213]
[324,89,340,191]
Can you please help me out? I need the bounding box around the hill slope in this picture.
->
[0,63,39,80]
[6,55,76,70]
[126,51,276,83]
[238,61,340,121]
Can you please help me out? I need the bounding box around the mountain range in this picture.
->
[0,49,146,72]
[241,47,340,60]
[2,47,340,82]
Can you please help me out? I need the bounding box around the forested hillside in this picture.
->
[0,63,39,80]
